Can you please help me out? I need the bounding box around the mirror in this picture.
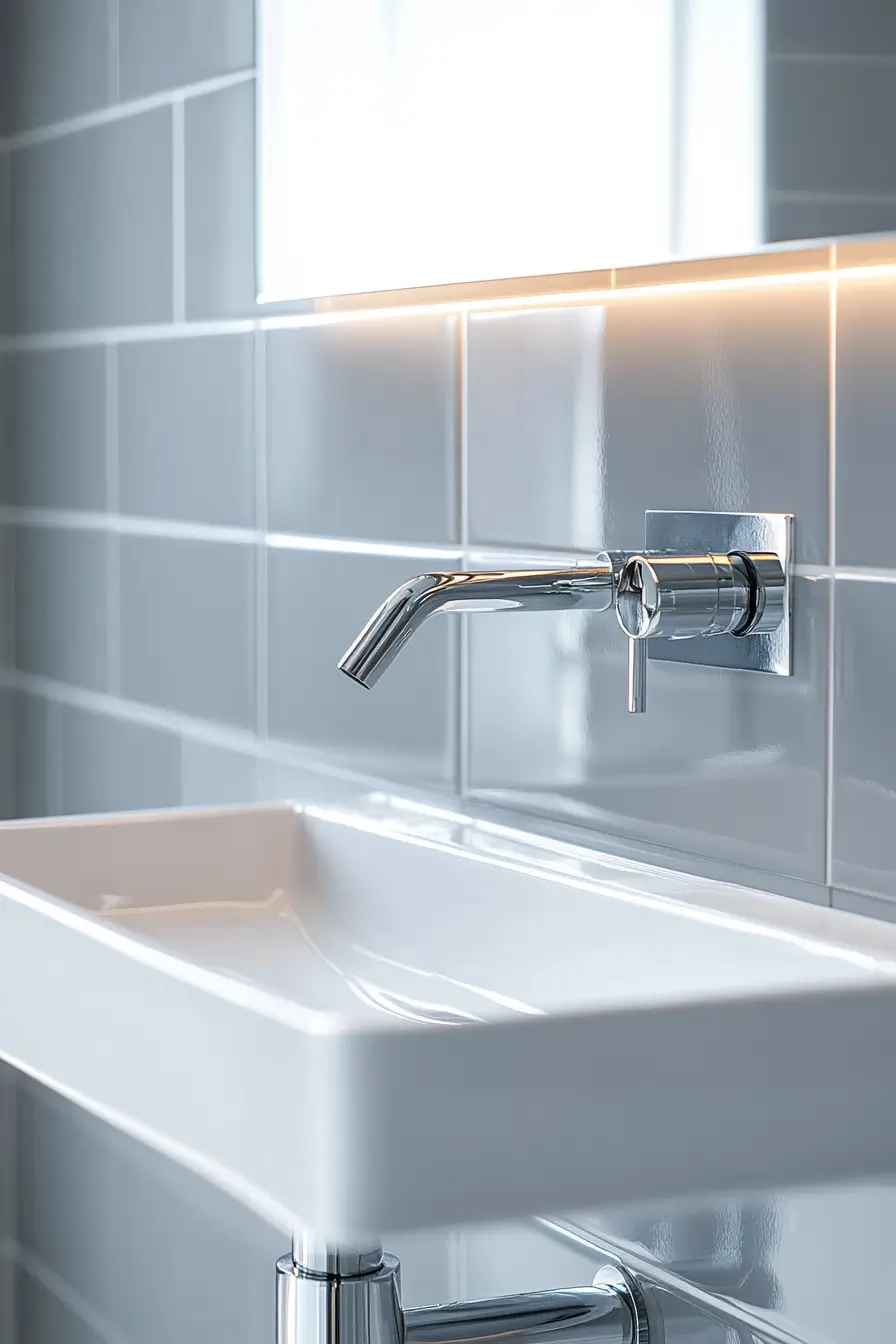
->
[257,1,896,306]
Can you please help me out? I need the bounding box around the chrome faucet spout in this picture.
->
[338,557,624,689]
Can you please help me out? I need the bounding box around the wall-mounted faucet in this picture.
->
[338,512,793,713]
[338,554,630,688]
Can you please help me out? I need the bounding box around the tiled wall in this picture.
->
[4,4,896,1344]
[766,0,896,239]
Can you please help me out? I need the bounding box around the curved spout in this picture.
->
[339,559,623,689]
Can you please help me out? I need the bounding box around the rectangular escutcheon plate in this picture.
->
[645,510,793,675]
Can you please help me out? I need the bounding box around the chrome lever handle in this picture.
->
[616,550,783,715]
[626,630,649,713]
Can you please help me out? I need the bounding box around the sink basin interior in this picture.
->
[0,802,890,1032]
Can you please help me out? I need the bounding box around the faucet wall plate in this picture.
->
[644,510,793,676]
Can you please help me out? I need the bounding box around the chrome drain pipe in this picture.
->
[276,1244,655,1344]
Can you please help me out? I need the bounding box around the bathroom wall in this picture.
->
[3,4,896,1344]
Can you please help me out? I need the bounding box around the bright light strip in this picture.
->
[259,260,896,331]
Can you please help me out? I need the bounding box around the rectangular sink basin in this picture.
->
[2,798,896,1237]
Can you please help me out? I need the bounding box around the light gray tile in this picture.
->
[17,1080,281,1344]
[0,356,9,507]
[11,109,173,333]
[17,1080,116,1316]
[118,335,255,525]
[253,755,372,807]
[185,81,256,320]
[0,689,14,821]
[9,348,106,509]
[4,0,111,134]
[119,0,253,100]
[267,319,458,542]
[468,286,829,564]
[15,1264,104,1344]
[267,548,456,786]
[101,1147,280,1344]
[461,1222,602,1300]
[468,308,606,550]
[767,60,896,195]
[833,888,896,925]
[467,568,828,882]
[600,284,829,566]
[60,705,181,815]
[767,197,896,246]
[0,524,14,667]
[181,738,256,805]
[15,526,108,690]
[120,536,255,727]
[0,152,9,333]
[836,274,896,568]
[0,1063,15,1245]
[831,580,896,898]
[14,691,55,819]
[387,1230,454,1308]
[767,1,896,56]
[0,10,9,137]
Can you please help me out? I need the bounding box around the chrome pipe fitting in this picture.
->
[276,1247,653,1344]
[277,1251,403,1344]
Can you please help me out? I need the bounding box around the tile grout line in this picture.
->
[824,273,838,892]
[448,1229,467,1303]
[0,668,393,791]
[171,96,186,324]
[14,260,896,353]
[0,69,255,152]
[10,503,896,579]
[104,345,122,696]
[254,329,269,740]
[456,312,470,796]
[47,699,64,816]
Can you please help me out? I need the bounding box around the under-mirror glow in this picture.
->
[258,0,763,303]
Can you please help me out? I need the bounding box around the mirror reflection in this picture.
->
[258,1,896,303]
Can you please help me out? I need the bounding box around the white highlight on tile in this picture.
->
[266,532,463,561]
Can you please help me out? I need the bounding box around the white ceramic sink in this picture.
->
[2,797,896,1237]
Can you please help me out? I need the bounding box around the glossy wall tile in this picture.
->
[266,318,458,543]
[831,579,896,901]
[118,0,254,100]
[15,527,108,691]
[10,110,174,333]
[467,308,606,551]
[119,535,255,728]
[467,561,828,884]
[9,349,107,511]
[2,0,110,135]
[267,547,457,785]
[184,81,257,321]
[118,335,256,526]
[835,273,896,568]
[468,285,829,563]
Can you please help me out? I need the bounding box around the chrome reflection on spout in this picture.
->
[277,1244,653,1344]
[339,555,627,688]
